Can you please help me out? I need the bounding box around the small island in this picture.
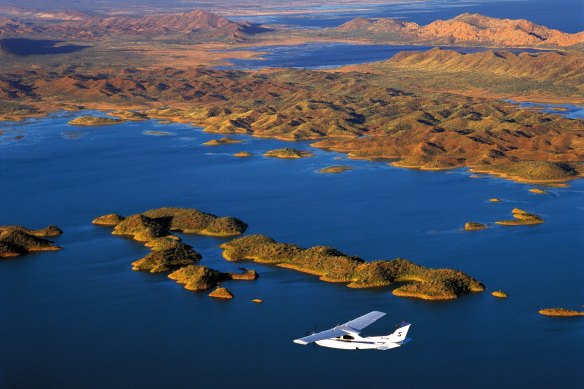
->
[203,137,243,146]
[264,148,314,159]
[464,222,487,231]
[68,116,124,126]
[539,308,584,317]
[220,234,484,301]
[168,265,257,291]
[492,290,508,298]
[319,165,353,174]
[209,287,234,299]
[489,198,502,203]
[0,225,63,258]
[529,188,548,195]
[234,151,252,158]
[496,208,544,226]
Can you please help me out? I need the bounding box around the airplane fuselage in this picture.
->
[315,334,402,350]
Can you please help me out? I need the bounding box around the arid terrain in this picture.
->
[1,7,583,184]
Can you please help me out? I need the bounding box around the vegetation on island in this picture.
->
[464,222,487,231]
[68,115,124,126]
[93,207,254,299]
[168,265,257,291]
[496,208,544,226]
[220,234,484,300]
[93,207,246,274]
[264,148,314,159]
[203,137,243,146]
[492,290,508,298]
[0,225,63,258]
[319,165,352,174]
[539,308,584,317]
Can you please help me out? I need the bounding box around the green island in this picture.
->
[0,225,63,258]
[464,222,487,231]
[496,208,544,226]
[264,148,315,159]
[93,207,247,274]
[319,165,353,174]
[168,265,257,291]
[538,308,584,317]
[219,234,484,300]
[492,290,508,298]
[203,137,243,146]
[68,115,124,126]
[209,287,234,299]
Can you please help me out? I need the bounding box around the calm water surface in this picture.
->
[232,0,584,33]
[220,43,547,69]
[0,110,582,388]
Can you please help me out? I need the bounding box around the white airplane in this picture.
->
[293,311,411,350]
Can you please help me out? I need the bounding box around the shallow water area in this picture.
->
[0,111,583,388]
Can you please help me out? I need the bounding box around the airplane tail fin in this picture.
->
[386,321,411,344]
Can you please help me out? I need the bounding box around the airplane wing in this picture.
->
[343,311,386,331]
[293,327,348,345]
[293,311,386,345]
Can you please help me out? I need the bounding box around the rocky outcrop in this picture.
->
[539,308,584,317]
[203,137,242,146]
[464,222,487,231]
[319,165,352,174]
[0,225,62,258]
[496,208,544,226]
[209,287,234,299]
[264,148,314,159]
[68,116,123,126]
[492,290,508,298]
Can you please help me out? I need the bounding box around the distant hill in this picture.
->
[0,17,43,35]
[386,48,584,89]
[0,9,269,40]
[337,13,584,48]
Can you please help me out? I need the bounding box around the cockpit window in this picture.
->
[341,335,354,340]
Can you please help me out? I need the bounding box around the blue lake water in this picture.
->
[220,43,547,69]
[232,0,584,33]
[1,111,583,388]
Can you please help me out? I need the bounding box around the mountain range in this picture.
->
[337,13,584,48]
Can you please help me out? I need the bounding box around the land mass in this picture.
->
[93,207,247,273]
[333,13,584,48]
[0,225,62,258]
[220,234,484,300]
[539,308,584,317]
